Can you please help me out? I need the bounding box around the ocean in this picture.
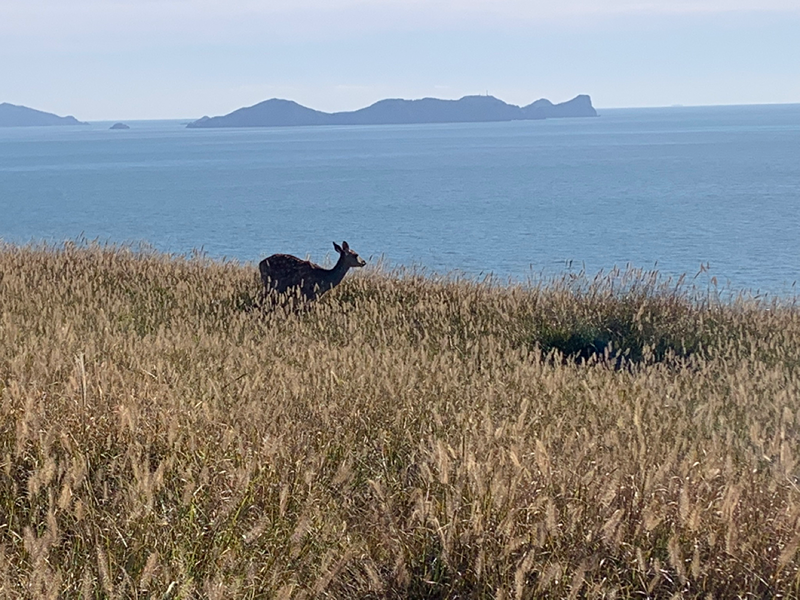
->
[1,104,799,294]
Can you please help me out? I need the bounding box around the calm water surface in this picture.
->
[1,104,799,294]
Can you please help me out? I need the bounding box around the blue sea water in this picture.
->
[1,104,799,294]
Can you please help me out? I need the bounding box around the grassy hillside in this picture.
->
[1,242,799,598]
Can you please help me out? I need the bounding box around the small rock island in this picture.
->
[109,122,130,130]
[186,94,598,128]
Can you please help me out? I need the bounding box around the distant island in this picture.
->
[0,103,87,127]
[186,94,597,128]
[110,122,130,130]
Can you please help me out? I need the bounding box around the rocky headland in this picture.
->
[0,103,87,127]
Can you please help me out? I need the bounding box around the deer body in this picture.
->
[259,241,366,301]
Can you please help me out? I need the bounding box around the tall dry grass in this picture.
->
[1,241,799,598]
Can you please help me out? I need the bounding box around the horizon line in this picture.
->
[72,100,799,123]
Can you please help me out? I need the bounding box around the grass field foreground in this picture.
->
[1,242,800,598]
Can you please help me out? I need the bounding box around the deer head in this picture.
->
[333,241,366,268]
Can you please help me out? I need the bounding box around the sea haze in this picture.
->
[1,104,799,294]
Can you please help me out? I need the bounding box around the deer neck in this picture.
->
[326,253,351,287]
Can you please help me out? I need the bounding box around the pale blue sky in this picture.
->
[1,0,799,120]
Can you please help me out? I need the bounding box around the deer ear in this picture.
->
[333,242,343,254]
[342,241,350,251]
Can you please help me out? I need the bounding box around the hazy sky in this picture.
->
[2,0,799,120]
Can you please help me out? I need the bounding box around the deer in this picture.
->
[259,241,366,302]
